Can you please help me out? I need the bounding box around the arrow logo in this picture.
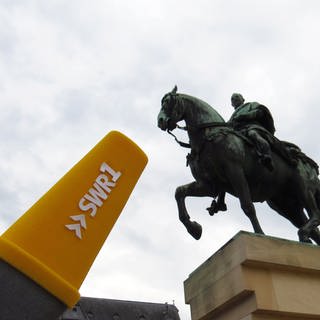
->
[65,214,87,239]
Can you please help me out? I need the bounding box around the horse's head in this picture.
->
[158,86,226,133]
[158,85,185,131]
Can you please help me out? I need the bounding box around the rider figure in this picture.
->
[229,93,275,171]
[207,93,276,215]
[208,93,318,216]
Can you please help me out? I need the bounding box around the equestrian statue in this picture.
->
[157,86,320,244]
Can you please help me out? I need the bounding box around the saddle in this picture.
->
[203,123,319,174]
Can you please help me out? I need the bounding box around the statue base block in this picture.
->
[184,231,320,320]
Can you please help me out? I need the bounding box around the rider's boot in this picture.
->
[207,197,227,216]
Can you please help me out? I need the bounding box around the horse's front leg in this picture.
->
[175,181,212,240]
[228,168,264,234]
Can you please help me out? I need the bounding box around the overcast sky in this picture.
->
[1,1,320,319]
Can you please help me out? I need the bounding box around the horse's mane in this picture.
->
[177,93,226,123]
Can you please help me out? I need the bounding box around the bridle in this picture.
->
[164,93,229,148]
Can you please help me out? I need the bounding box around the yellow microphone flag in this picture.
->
[0,131,148,307]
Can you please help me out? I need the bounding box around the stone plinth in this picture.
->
[184,231,320,320]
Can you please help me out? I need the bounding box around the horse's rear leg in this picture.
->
[267,199,317,244]
[229,169,264,234]
[175,181,213,240]
[298,190,320,242]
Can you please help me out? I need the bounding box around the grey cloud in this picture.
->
[1,1,320,319]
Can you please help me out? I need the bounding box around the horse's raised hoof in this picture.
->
[187,221,202,240]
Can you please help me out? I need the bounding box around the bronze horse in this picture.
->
[157,86,320,244]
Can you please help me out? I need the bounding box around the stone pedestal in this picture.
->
[184,231,320,320]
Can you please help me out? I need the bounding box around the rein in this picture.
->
[195,122,231,129]
[167,128,190,148]
[167,122,230,149]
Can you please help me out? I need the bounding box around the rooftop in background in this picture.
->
[59,297,180,320]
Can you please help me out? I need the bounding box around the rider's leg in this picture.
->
[248,129,274,171]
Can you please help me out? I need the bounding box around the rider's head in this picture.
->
[231,93,245,109]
